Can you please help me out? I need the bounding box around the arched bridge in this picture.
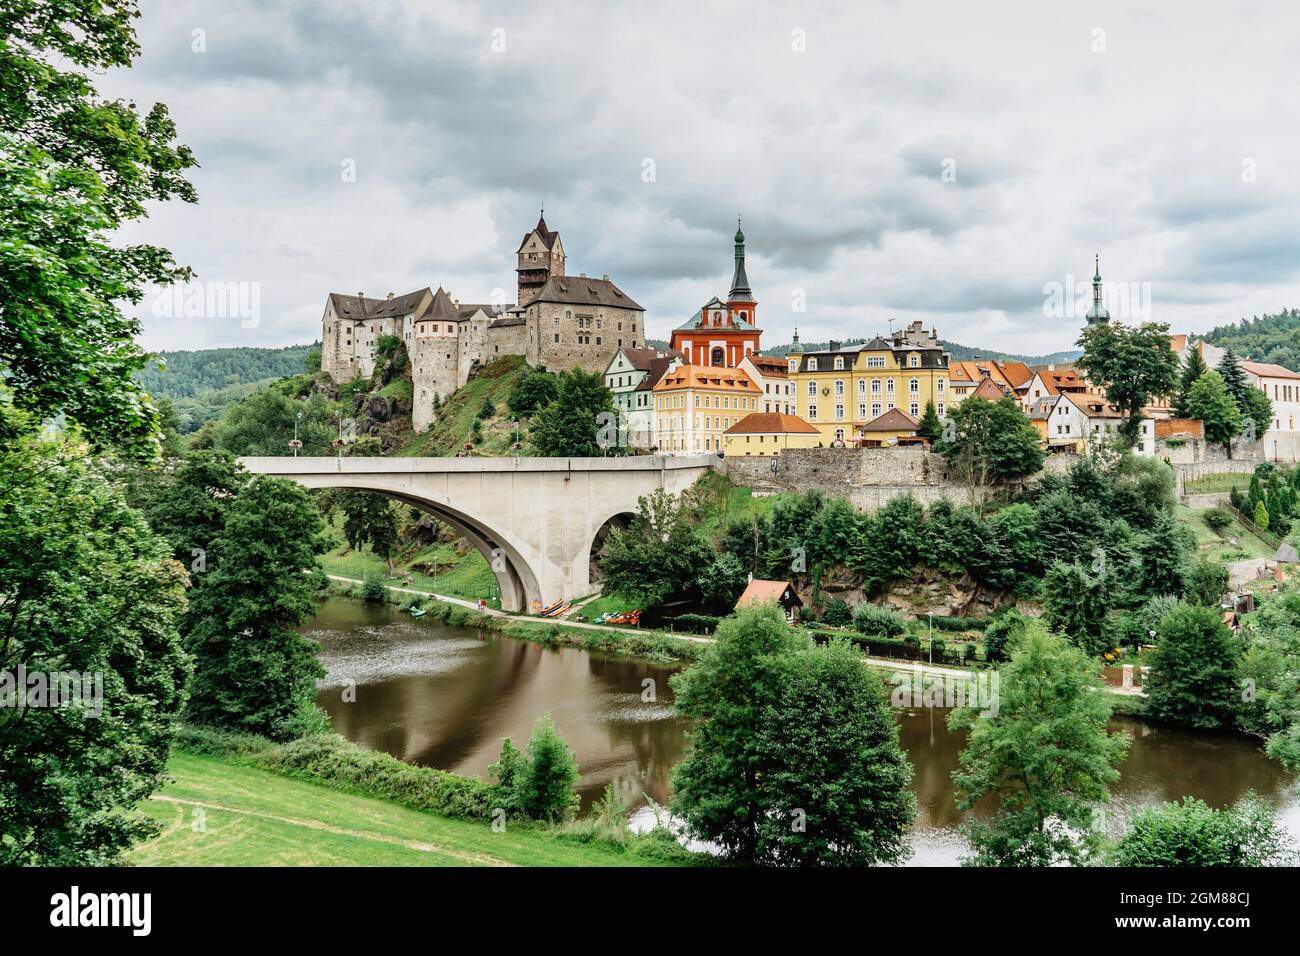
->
[238,455,720,612]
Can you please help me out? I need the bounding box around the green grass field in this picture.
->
[1176,504,1277,562]
[397,355,528,457]
[129,752,688,867]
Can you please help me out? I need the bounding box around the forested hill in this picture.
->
[140,343,318,398]
[1201,309,1300,370]
[140,343,318,433]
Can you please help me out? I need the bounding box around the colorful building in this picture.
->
[652,364,762,453]
[669,222,761,367]
[787,320,950,445]
[722,412,821,457]
[604,346,683,449]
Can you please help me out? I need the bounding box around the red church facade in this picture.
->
[669,223,762,367]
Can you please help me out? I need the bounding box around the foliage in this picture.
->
[1185,371,1242,447]
[184,476,332,739]
[1145,604,1240,729]
[0,1,198,457]
[529,369,615,456]
[1202,309,1300,371]
[950,625,1129,866]
[852,602,906,637]
[599,488,712,607]
[982,608,1028,662]
[136,450,249,564]
[332,490,401,573]
[933,396,1044,497]
[1203,507,1233,532]
[0,407,190,864]
[1173,346,1208,417]
[1236,583,1300,769]
[821,598,852,627]
[512,715,581,823]
[1042,560,1114,655]
[916,400,943,443]
[1075,321,1180,446]
[361,570,386,602]
[672,605,914,865]
[697,552,750,614]
[747,639,916,865]
[1110,794,1296,867]
[195,386,342,457]
[1184,556,1228,606]
[508,366,560,417]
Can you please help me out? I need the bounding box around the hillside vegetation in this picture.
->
[1201,309,1300,370]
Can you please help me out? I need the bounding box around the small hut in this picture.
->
[735,579,803,623]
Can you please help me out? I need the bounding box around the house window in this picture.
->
[808,403,818,419]
[808,359,819,371]
[937,402,945,417]
[808,381,817,396]
[910,402,919,417]
[857,379,866,395]
[937,379,945,395]
[834,356,845,370]
[835,380,844,396]
[909,378,919,394]
[871,402,881,418]
[867,356,885,368]
[909,354,920,367]
[871,379,881,395]
[886,379,895,393]
[835,403,845,420]
[858,402,867,418]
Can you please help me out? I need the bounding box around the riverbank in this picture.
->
[130,750,695,867]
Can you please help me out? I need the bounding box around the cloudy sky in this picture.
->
[104,0,1300,356]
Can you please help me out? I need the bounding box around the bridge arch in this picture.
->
[238,455,719,613]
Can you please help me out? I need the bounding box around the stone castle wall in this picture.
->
[526,300,643,372]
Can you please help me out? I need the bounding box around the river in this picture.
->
[307,597,1299,865]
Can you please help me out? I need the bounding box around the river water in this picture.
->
[307,597,1299,865]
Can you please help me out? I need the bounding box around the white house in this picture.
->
[738,353,795,415]
[603,346,682,449]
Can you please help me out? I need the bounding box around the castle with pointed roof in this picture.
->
[320,213,645,432]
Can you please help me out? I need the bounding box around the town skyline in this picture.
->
[104,1,1300,356]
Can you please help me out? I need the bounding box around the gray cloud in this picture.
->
[100,0,1300,357]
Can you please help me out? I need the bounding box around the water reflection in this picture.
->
[307,598,1298,864]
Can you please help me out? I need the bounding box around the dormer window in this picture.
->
[808,358,819,371]
[834,356,845,370]
[908,354,920,368]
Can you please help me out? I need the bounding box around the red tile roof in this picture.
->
[724,412,819,435]
[736,579,801,608]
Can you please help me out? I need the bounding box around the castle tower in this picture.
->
[1086,254,1110,326]
[516,210,565,307]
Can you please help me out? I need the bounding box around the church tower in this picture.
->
[1085,254,1110,326]
[726,219,758,327]
[516,211,565,307]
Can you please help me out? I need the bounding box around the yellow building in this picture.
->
[652,364,762,453]
[723,412,821,457]
[785,321,950,445]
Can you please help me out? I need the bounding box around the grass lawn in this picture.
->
[397,355,528,457]
[1182,473,1252,495]
[1175,504,1276,562]
[129,752,688,867]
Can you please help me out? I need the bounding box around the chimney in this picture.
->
[580,272,587,278]
[386,292,394,300]
[1047,363,1055,372]
[829,340,841,351]
[602,274,609,281]
[357,291,365,299]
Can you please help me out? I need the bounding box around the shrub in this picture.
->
[821,598,852,627]
[852,603,906,637]
[1203,507,1234,532]
[982,607,1027,663]
[362,571,386,602]
[903,635,921,657]
[1228,485,1244,510]
[928,637,946,661]
[667,613,722,634]
[515,715,580,823]
[257,734,494,820]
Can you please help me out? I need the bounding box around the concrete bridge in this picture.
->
[239,455,719,612]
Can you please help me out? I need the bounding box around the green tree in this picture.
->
[934,397,1044,509]
[1145,603,1240,729]
[749,639,916,866]
[1183,556,1228,606]
[515,714,580,823]
[529,369,615,456]
[916,400,943,443]
[982,607,1027,662]
[1236,583,1300,769]
[1110,794,1295,867]
[508,367,560,417]
[1216,348,1249,408]
[1173,346,1208,417]
[1253,499,1269,532]
[199,387,341,457]
[821,598,852,627]
[336,491,401,575]
[670,603,807,862]
[697,551,749,614]
[950,624,1129,866]
[1239,386,1274,444]
[139,450,249,565]
[598,489,712,607]
[487,737,527,815]
[1132,509,1190,599]
[1042,560,1114,655]
[0,1,197,457]
[1184,371,1242,448]
[184,476,331,739]
[0,408,191,864]
[1075,321,1181,446]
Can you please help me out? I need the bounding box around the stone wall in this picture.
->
[525,300,644,372]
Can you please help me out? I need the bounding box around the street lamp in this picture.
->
[288,411,303,457]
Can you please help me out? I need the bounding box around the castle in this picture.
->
[320,214,645,432]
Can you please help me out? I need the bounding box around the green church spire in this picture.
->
[1086,253,1110,326]
[729,216,752,301]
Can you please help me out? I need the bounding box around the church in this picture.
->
[319,213,644,432]
[669,222,763,366]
